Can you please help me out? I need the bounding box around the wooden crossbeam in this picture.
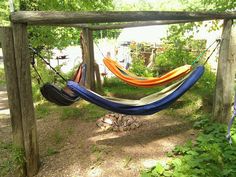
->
[11,11,236,25]
[35,20,201,30]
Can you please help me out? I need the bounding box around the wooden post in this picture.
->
[229,23,236,79]
[94,63,102,91]
[0,27,26,177]
[12,23,39,176]
[81,28,95,90]
[213,19,234,123]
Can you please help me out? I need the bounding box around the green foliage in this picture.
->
[17,0,114,49]
[0,142,25,177]
[141,116,236,177]
[0,68,6,86]
[129,58,153,77]
[52,129,64,144]
[46,147,59,156]
[103,77,163,99]
[59,107,81,121]
[59,102,108,121]
[155,24,206,74]
[93,29,121,40]
[35,103,51,119]
[180,0,236,11]
[193,65,216,97]
[0,0,10,26]
[114,0,184,11]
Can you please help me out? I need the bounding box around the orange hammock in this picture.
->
[103,57,192,88]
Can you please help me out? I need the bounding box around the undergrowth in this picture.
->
[141,117,236,177]
[0,142,25,177]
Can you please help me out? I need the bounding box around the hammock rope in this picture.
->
[191,39,221,65]
[29,47,86,106]
[30,47,67,82]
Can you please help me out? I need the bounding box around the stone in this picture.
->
[103,118,113,125]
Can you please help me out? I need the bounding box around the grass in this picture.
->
[46,147,59,156]
[0,68,6,86]
[59,101,108,121]
[103,77,164,99]
[0,142,25,177]
[35,100,108,121]
[52,129,64,144]
[35,102,53,119]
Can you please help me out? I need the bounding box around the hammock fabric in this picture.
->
[40,64,86,106]
[103,57,192,88]
[67,66,204,115]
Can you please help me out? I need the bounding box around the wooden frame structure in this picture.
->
[0,10,236,177]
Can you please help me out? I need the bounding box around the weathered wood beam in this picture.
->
[89,20,202,30]
[47,20,201,29]
[12,23,39,176]
[0,27,26,177]
[213,19,234,123]
[231,23,236,78]
[94,63,102,91]
[10,11,236,25]
[81,28,95,90]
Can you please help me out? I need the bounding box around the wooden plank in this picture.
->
[47,20,201,29]
[12,23,39,177]
[90,20,201,30]
[229,23,236,77]
[81,28,95,90]
[0,27,26,177]
[94,63,102,91]
[10,11,236,25]
[213,19,234,123]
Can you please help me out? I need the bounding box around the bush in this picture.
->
[129,57,154,77]
[154,24,206,75]
[141,116,236,177]
[154,45,196,74]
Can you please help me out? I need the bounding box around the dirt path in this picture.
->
[0,88,11,142]
[0,88,10,119]
[35,112,195,177]
[0,89,196,177]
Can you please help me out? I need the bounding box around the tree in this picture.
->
[0,1,10,26]
[17,0,114,49]
[180,0,236,11]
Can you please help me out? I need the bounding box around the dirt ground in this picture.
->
[0,88,196,177]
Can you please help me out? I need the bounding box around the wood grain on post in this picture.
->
[81,28,95,90]
[10,11,236,25]
[94,63,102,91]
[0,27,26,177]
[12,23,39,176]
[213,19,234,123]
[229,24,236,79]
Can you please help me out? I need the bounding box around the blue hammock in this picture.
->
[67,66,204,115]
